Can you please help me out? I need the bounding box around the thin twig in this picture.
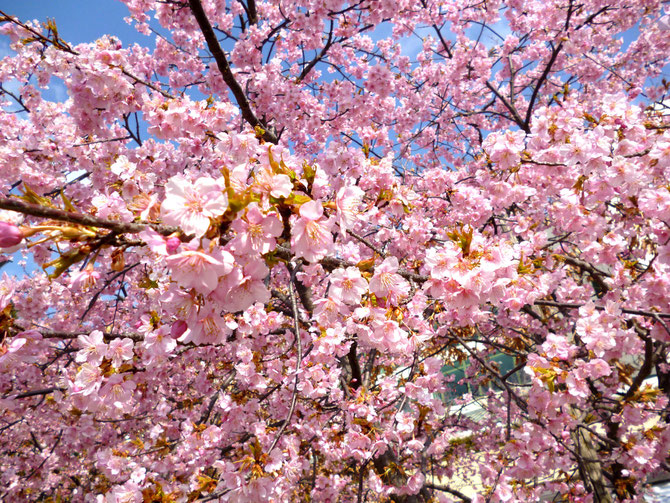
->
[533,300,670,319]
[267,263,303,454]
[81,262,141,321]
[451,330,528,413]
[347,229,386,257]
[4,387,65,400]
[25,429,63,481]
[425,483,472,502]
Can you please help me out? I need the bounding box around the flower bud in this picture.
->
[170,320,188,339]
[0,222,23,248]
[166,236,181,254]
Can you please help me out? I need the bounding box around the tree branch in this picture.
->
[451,330,528,414]
[523,42,563,129]
[267,264,303,454]
[533,300,670,319]
[0,197,180,237]
[485,81,528,132]
[273,245,428,283]
[298,20,335,82]
[188,0,278,144]
[425,483,472,502]
[13,325,141,342]
[4,387,65,400]
[347,229,386,257]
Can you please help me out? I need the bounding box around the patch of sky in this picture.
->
[1,245,38,279]
[651,481,670,502]
[464,15,512,51]
[0,0,151,47]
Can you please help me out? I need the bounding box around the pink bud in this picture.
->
[0,222,23,248]
[170,320,188,339]
[166,236,181,254]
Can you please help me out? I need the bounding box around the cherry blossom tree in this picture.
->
[0,1,669,501]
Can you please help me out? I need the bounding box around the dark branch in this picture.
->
[523,42,563,129]
[188,0,278,144]
[5,387,65,400]
[534,300,670,319]
[485,81,528,132]
[0,197,181,237]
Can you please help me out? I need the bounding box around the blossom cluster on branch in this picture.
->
[0,1,669,502]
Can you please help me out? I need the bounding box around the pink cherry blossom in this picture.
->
[0,337,26,369]
[213,259,270,313]
[73,362,103,396]
[142,327,177,363]
[291,200,333,262]
[368,257,410,305]
[2,2,670,501]
[160,175,228,237]
[107,338,134,368]
[229,203,283,255]
[181,307,233,345]
[138,228,173,256]
[424,243,461,280]
[76,330,108,366]
[313,296,346,324]
[336,185,365,232]
[69,266,101,290]
[363,318,410,354]
[254,167,293,199]
[328,267,368,304]
[165,241,234,294]
[99,374,137,410]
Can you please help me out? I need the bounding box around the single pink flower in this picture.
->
[255,167,293,199]
[143,326,177,364]
[182,308,232,345]
[368,319,410,353]
[107,338,134,368]
[368,257,410,305]
[76,330,108,365]
[100,374,136,410]
[73,362,103,396]
[69,266,101,290]
[336,185,364,232]
[213,259,270,312]
[160,175,228,237]
[424,244,460,280]
[291,200,333,262]
[229,203,282,255]
[0,337,26,369]
[329,267,368,304]
[165,241,234,294]
[313,296,346,324]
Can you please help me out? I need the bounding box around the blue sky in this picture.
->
[0,1,149,46]
[0,1,158,104]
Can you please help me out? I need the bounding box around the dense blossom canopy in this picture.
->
[0,1,669,502]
